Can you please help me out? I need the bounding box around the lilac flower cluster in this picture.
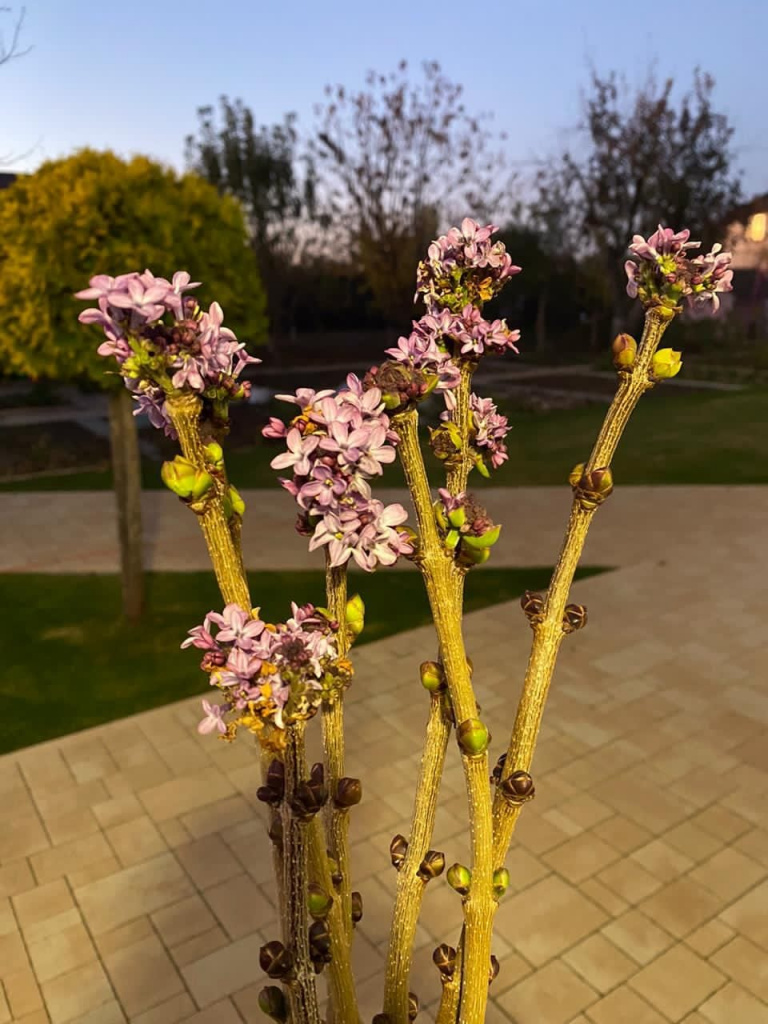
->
[76,271,260,437]
[624,226,734,314]
[416,218,522,313]
[433,393,510,476]
[435,489,501,566]
[263,376,414,571]
[184,602,352,736]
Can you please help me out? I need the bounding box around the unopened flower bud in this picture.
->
[433,943,457,980]
[651,348,683,380]
[570,464,613,508]
[489,955,500,984]
[563,603,588,633]
[458,543,491,566]
[491,753,507,784]
[408,992,419,1021]
[228,485,245,517]
[291,764,327,821]
[307,883,333,919]
[493,867,510,897]
[351,890,363,924]
[345,594,365,638]
[334,777,362,809]
[267,817,283,847]
[204,441,224,469]
[308,919,331,959]
[372,1016,391,1024]
[161,456,213,501]
[390,834,408,870]
[456,718,490,758]
[417,850,446,881]
[326,853,343,889]
[461,523,502,551]
[447,505,466,529]
[420,661,446,693]
[520,590,545,621]
[259,940,293,980]
[500,770,536,805]
[258,986,288,1023]
[612,333,637,370]
[446,863,472,896]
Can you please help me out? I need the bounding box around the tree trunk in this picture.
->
[108,387,144,623]
[535,286,548,353]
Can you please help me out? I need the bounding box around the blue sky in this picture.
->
[3,0,766,198]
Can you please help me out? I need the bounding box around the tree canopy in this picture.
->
[0,149,268,385]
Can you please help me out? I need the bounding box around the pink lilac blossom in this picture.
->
[624,225,733,314]
[468,394,510,469]
[185,603,345,734]
[263,375,413,571]
[76,271,261,422]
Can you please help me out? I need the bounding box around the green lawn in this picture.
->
[0,566,607,754]
[2,386,766,491]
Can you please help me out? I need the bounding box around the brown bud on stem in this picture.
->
[499,770,536,805]
[290,763,328,821]
[256,759,285,806]
[334,777,362,809]
[308,919,331,966]
[569,464,614,510]
[417,850,446,881]
[520,590,545,622]
[390,834,408,870]
[433,943,457,981]
[258,986,288,1023]
[489,955,500,984]
[563,603,588,634]
[408,992,419,1021]
[351,890,363,925]
[491,753,507,784]
[259,940,294,980]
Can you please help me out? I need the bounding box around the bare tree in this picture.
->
[535,67,742,332]
[311,60,514,326]
[0,5,29,67]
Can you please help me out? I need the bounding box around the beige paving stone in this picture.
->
[30,833,113,885]
[180,932,264,1007]
[494,875,607,966]
[630,837,695,882]
[585,985,668,1023]
[514,811,573,855]
[14,880,76,942]
[628,944,725,1020]
[0,812,51,863]
[150,895,218,948]
[578,877,629,917]
[92,918,154,959]
[174,834,242,890]
[105,815,167,868]
[170,925,230,968]
[711,935,768,1002]
[699,982,768,1024]
[548,792,613,831]
[735,828,768,868]
[563,933,637,994]
[180,795,253,838]
[685,918,735,957]
[154,818,191,849]
[74,853,193,936]
[601,909,674,965]
[90,795,144,831]
[496,960,598,1024]
[3,965,44,1017]
[688,846,766,902]
[27,921,97,984]
[40,961,114,1024]
[66,1000,125,1023]
[597,856,662,904]
[663,820,724,862]
[129,992,196,1024]
[42,808,102,847]
[503,846,550,893]
[0,984,10,1024]
[203,873,276,940]
[0,931,33,978]
[0,860,36,899]
[543,832,620,884]
[137,769,235,822]
[640,876,726,939]
[592,814,653,855]
[67,856,121,891]
[102,932,184,1017]
[179,1000,243,1023]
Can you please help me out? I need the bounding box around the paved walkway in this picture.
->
[0,487,766,1022]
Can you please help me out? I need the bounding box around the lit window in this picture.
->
[747,212,767,242]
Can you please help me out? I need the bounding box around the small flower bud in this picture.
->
[161,456,214,501]
[563,603,588,633]
[417,850,446,881]
[307,883,333,919]
[372,1016,391,1024]
[345,594,365,637]
[334,777,362,809]
[458,542,491,567]
[493,867,510,897]
[611,333,637,370]
[461,523,502,551]
[258,986,288,1023]
[351,890,363,924]
[390,834,408,870]
[259,940,293,980]
[433,943,457,980]
[408,992,419,1021]
[308,919,331,959]
[267,817,283,847]
[489,955,500,984]
[204,441,224,469]
[420,661,446,693]
[447,505,466,529]
[456,718,490,758]
[228,485,245,517]
[291,764,328,821]
[326,853,343,889]
[570,465,614,508]
[257,760,285,806]
[446,863,472,897]
[491,753,507,784]
[500,770,536,805]
[520,590,545,621]
[651,347,683,380]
